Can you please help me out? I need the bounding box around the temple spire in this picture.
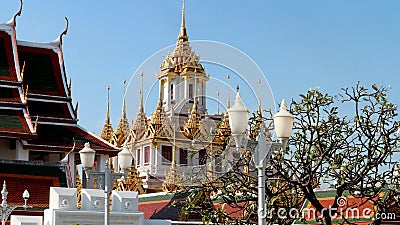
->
[100,85,114,142]
[122,80,127,118]
[139,72,144,113]
[107,85,111,124]
[112,80,130,147]
[132,72,148,138]
[178,0,188,41]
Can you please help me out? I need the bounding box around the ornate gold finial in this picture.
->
[139,72,144,113]
[20,61,25,80]
[183,94,201,139]
[112,80,130,147]
[101,86,114,142]
[132,73,148,138]
[106,85,111,124]
[123,79,127,117]
[227,74,231,109]
[34,115,38,133]
[24,85,28,102]
[59,17,69,45]
[178,0,188,40]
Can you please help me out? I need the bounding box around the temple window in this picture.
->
[144,146,150,165]
[136,148,141,165]
[180,148,188,165]
[199,149,206,165]
[162,145,173,163]
[189,84,193,99]
[170,84,174,100]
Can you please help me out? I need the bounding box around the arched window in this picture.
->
[170,83,174,100]
[189,84,193,99]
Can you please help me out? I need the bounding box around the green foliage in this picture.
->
[273,82,400,225]
[178,83,399,225]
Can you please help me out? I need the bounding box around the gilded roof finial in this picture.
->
[112,80,130,147]
[34,115,38,133]
[101,85,114,142]
[107,85,111,123]
[133,73,148,137]
[122,79,127,117]
[24,85,28,102]
[178,0,188,40]
[139,72,144,113]
[20,61,25,80]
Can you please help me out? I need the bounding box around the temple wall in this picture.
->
[0,139,16,160]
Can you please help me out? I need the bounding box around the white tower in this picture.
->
[157,0,209,121]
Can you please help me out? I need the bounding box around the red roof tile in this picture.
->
[0,108,35,139]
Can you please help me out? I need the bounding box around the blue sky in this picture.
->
[1,1,399,134]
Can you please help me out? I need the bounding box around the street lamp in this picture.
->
[79,143,133,225]
[228,92,249,151]
[229,97,294,225]
[0,181,32,225]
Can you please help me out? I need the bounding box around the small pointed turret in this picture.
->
[132,72,148,138]
[183,90,201,139]
[113,80,130,147]
[148,88,170,137]
[100,85,114,142]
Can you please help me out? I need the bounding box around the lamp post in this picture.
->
[228,92,249,152]
[228,97,294,225]
[79,143,133,225]
[0,181,32,225]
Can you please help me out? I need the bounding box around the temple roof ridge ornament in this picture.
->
[51,17,69,47]
[5,0,23,27]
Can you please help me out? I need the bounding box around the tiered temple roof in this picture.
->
[0,13,36,140]
[0,4,118,154]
